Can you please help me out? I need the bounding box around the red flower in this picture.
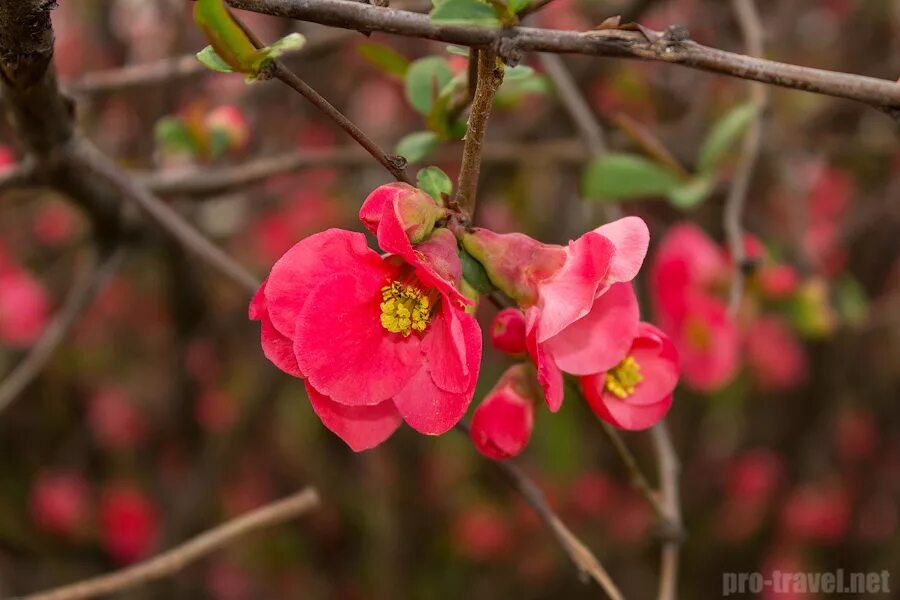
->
[489,307,527,355]
[250,184,480,451]
[470,364,537,460]
[0,263,50,348]
[744,315,808,391]
[581,322,678,430]
[99,483,159,564]
[87,388,146,451]
[30,470,90,538]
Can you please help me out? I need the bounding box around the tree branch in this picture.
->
[15,488,320,600]
[651,422,682,600]
[0,247,124,417]
[456,49,504,217]
[455,422,624,599]
[725,0,767,315]
[0,161,37,193]
[225,0,900,116]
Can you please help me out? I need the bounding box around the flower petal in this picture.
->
[535,231,615,342]
[251,280,302,377]
[526,309,564,412]
[306,383,402,451]
[583,376,673,431]
[392,363,473,435]
[593,216,650,284]
[623,322,680,406]
[422,301,480,394]
[265,229,384,339]
[295,271,421,406]
[544,282,640,376]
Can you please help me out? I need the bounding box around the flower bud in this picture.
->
[206,105,250,154]
[470,364,538,460]
[490,308,527,355]
[460,228,565,306]
[360,183,446,245]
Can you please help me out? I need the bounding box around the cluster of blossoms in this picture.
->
[251,183,679,455]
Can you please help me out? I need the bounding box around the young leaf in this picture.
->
[193,0,262,74]
[503,65,534,81]
[507,0,531,14]
[417,166,453,204]
[446,45,471,57]
[429,0,501,27]
[358,43,410,78]
[196,46,234,73]
[667,176,715,210]
[396,131,439,163]
[697,102,760,173]
[405,57,454,115]
[265,33,306,60]
[582,153,682,201]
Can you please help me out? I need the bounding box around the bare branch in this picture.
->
[456,423,624,599]
[73,141,261,294]
[225,0,900,116]
[16,488,320,600]
[725,0,768,315]
[651,422,682,600]
[0,247,124,417]
[456,49,504,217]
[538,54,606,155]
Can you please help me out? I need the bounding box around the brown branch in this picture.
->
[270,62,412,183]
[0,247,124,417]
[140,140,586,197]
[456,423,624,599]
[16,488,320,600]
[725,0,767,315]
[0,161,37,193]
[610,112,690,180]
[538,54,607,155]
[456,49,504,217]
[225,0,900,116]
[72,140,262,294]
[651,422,682,600]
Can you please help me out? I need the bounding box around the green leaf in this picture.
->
[582,153,682,201]
[396,131,439,163]
[503,65,534,81]
[417,166,453,204]
[358,42,410,78]
[405,57,454,115]
[193,0,262,74]
[508,0,530,14]
[460,248,495,295]
[196,45,234,73]
[265,33,306,59]
[155,117,197,155]
[429,0,500,27]
[697,102,760,173]
[667,175,715,210]
[835,276,869,326]
[446,45,470,57]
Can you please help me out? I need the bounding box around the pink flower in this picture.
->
[0,266,50,348]
[470,364,537,460]
[453,504,512,561]
[99,483,159,564]
[744,315,808,391]
[581,322,678,430]
[250,185,480,451]
[205,105,250,153]
[0,145,15,171]
[463,217,649,410]
[489,307,527,355]
[30,470,90,538]
[88,388,146,451]
[781,483,850,544]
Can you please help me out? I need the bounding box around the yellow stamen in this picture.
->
[379,281,434,336]
[605,355,643,399]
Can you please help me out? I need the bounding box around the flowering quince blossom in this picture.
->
[581,322,678,430]
[462,217,649,411]
[470,364,538,460]
[250,183,481,451]
[651,223,740,391]
[0,250,50,348]
[489,307,527,355]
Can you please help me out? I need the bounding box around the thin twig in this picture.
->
[72,140,262,294]
[16,488,320,600]
[651,422,682,600]
[455,423,624,599]
[456,49,504,217]
[538,54,607,155]
[0,247,124,417]
[226,0,900,116]
[139,140,586,197]
[610,112,690,180]
[270,62,411,184]
[725,0,767,315]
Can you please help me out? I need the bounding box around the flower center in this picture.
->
[605,355,643,399]
[379,281,435,337]
[685,316,711,351]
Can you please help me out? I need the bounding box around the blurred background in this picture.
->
[0,0,898,598]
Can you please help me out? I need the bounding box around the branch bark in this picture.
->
[16,488,320,600]
[651,422,682,600]
[225,0,900,116]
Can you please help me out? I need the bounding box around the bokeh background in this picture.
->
[1,0,898,598]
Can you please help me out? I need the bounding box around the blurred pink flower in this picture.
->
[248,190,344,264]
[99,483,159,564]
[803,165,853,275]
[33,202,79,247]
[30,470,90,538]
[250,186,480,450]
[0,265,50,348]
[196,388,238,434]
[744,316,808,391]
[453,504,512,562]
[88,388,146,451]
[781,483,850,544]
[581,322,678,430]
[0,145,15,171]
[834,408,877,462]
[206,105,250,153]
